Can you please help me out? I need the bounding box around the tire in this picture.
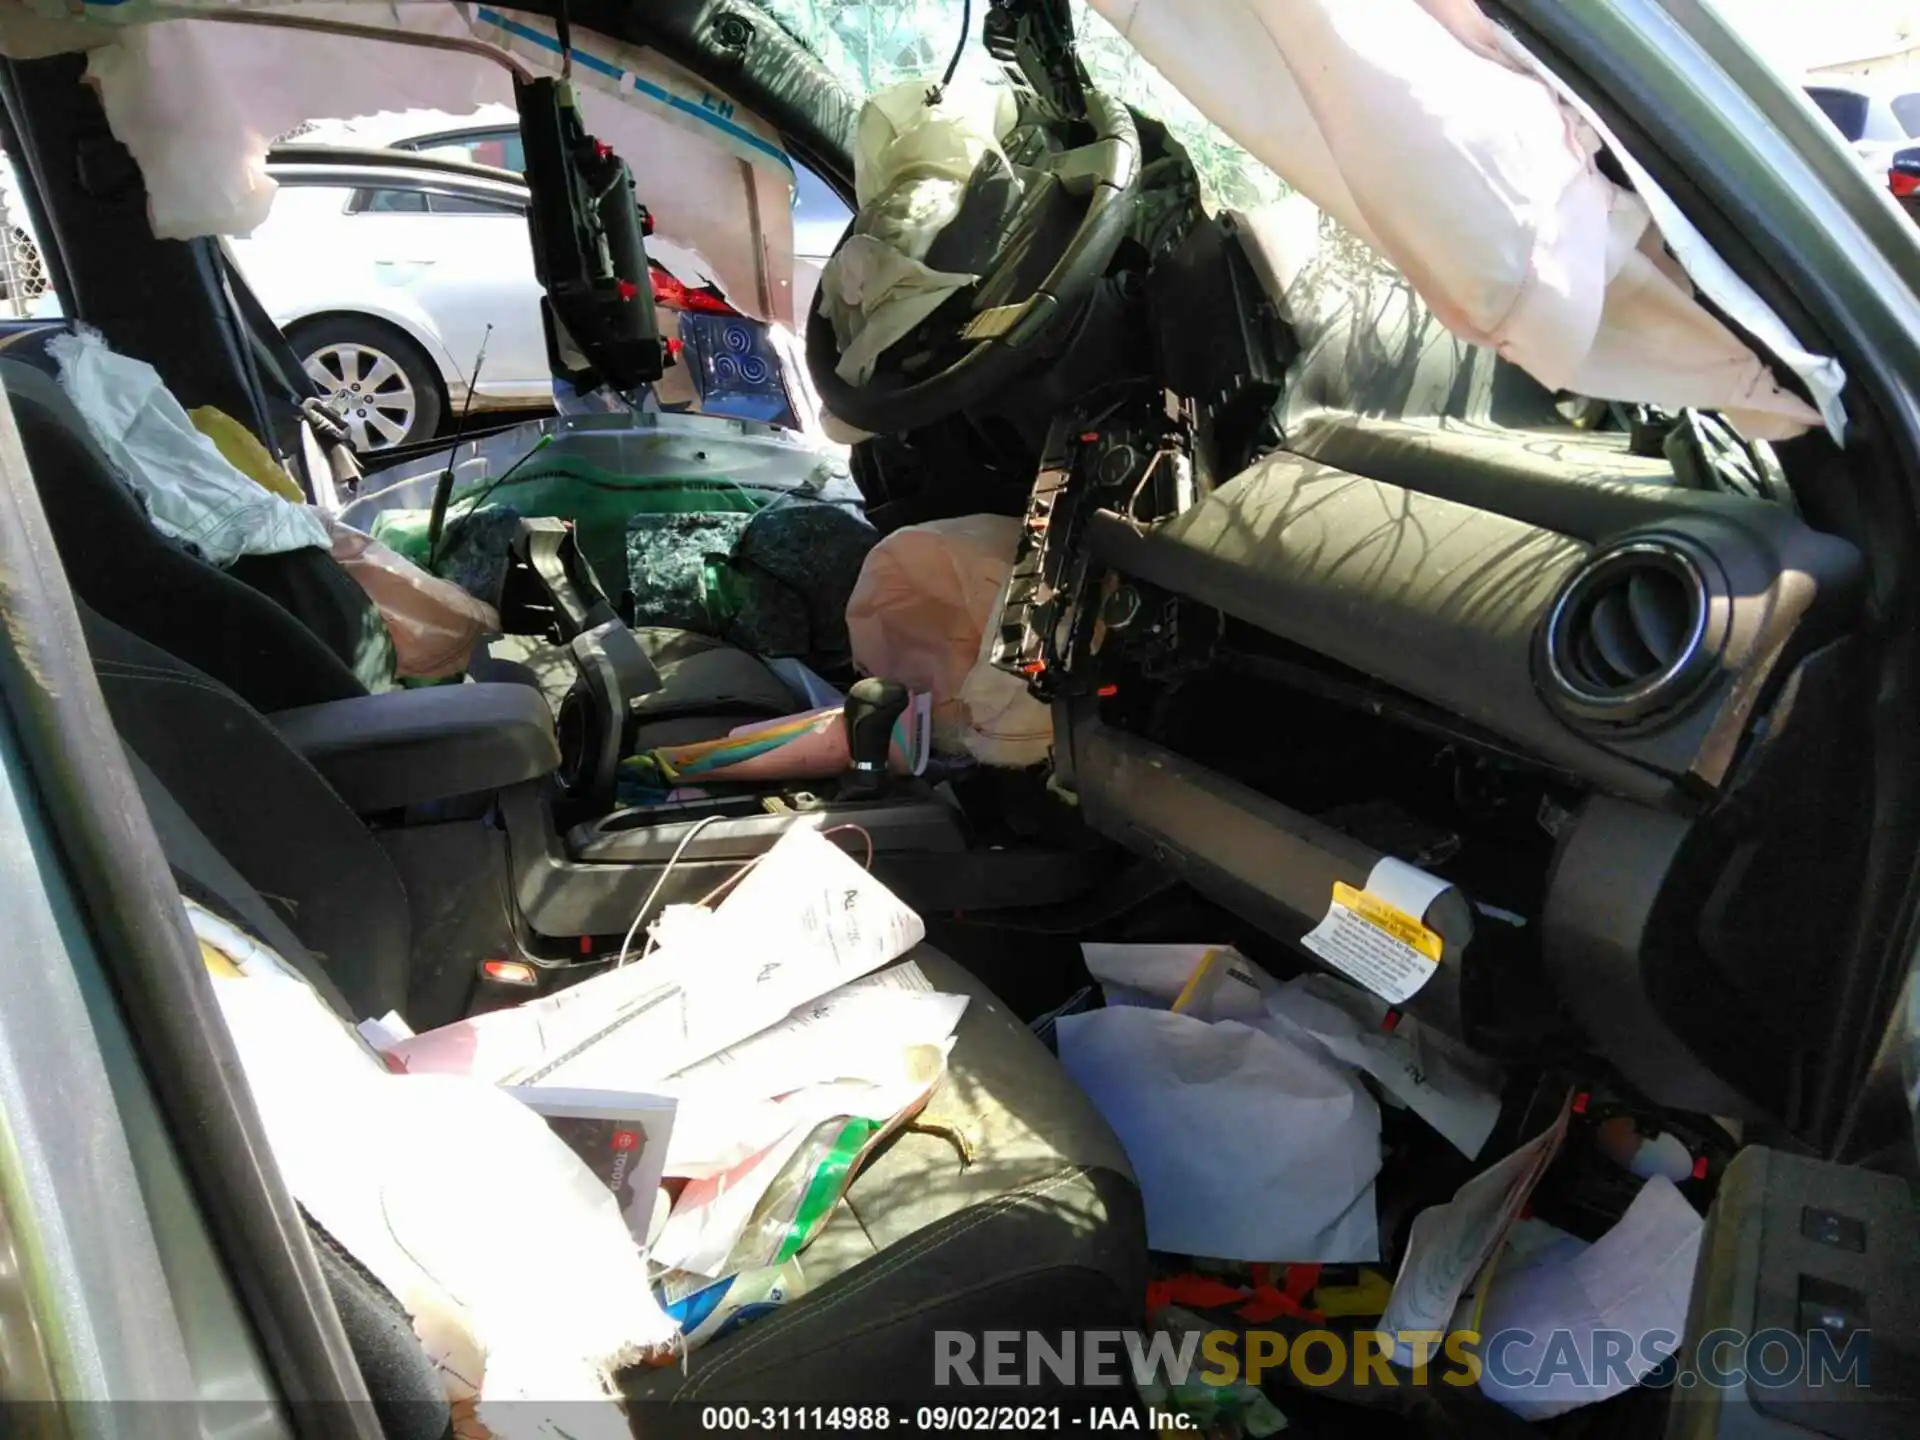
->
[291,316,445,451]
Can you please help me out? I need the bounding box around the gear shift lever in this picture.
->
[840,678,910,802]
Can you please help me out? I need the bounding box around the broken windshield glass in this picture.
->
[756,0,1289,211]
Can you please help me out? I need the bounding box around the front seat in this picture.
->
[3,349,830,753]
[1,350,387,712]
[80,610,1148,1413]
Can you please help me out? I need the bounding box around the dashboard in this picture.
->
[975,211,1868,1124]
[1084,429,1863,806]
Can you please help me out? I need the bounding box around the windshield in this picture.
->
[758,0,1288,211]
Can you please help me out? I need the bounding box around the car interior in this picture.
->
[0,0,1917,1433]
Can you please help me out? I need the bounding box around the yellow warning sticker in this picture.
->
[1331,883,1443,961]
[1301,882,1444,1003]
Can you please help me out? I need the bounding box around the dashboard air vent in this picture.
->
[1543,541,1712,724]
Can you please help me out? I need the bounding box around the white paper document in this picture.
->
[1080,945,1503,1159]
[667,960,967,1102]
[1058,1005,1381,1262]
[387,826,926,1087]
[503,1087,679,1247]
[1382,1098,1571,1362]
[1476,1177,1704,1418]
[1262,975,1504,1159]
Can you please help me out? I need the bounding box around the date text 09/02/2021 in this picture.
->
[697,1405,1193,1431]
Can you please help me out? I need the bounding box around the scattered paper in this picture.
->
[1081,943,1274,1023]
[357,1010,415,1052]
[1058,1005,1381,1262]
[662,960,966,1179]
[654,1057,946,1276]
[1081,944,1503,1159]
[1381,1096,1572,1362]
[387,826,926,1088]
[208,972,678,1434]
[668,960,965,1101]
[505,1087,678,1247]
[1263,975,1503,1159]
[1476,1177,1704,1418]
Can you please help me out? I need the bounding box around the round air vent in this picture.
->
[1542,540,1715,725]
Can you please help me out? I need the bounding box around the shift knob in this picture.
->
[845,678,910,776]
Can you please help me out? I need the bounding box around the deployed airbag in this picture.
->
[59,1,797,325]
[845,515,1052,768]
[819,80,1018,384]
[1088,0,1839,438]
[48,325,329,564]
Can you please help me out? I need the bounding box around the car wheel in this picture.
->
[292,317,445,451]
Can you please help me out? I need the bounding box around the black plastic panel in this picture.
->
[1086,449,1863,799]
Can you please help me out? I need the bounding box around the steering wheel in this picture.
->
[806,90,1141,435]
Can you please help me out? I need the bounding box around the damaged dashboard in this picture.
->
[1001,412,1864,808]
[989,287,1868,1120]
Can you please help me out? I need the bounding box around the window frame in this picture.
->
[340,181,524,217]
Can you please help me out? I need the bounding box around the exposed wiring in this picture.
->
[616,812,730,966]
[926,0,972,105]
[693,821,876,911]
[821,822,877,871]
[695,855,762,911]
[1124,446,1173,522]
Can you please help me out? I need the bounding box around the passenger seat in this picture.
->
[81,610,1147,1411]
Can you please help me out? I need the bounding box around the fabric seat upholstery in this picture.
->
[86,612,413,1019]
[79,611,1147,1413]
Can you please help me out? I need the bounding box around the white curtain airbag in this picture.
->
[1088,0,1837,438]
[72,2,797,325]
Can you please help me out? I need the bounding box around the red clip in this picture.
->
[1079,431,1101,443]
[1022,661,1047,676]
[1379,1008,1402,1034]
[616,278,640,302]
[1237,1263,1325,1325]
[666,337,685,358]
[1147,1274,1255,1317]
[1691,1156,1709,1181]
[1097,684,1119,698]
[579,935,593,955]
[594,139,614,161]
[1572,1091,1591,1115]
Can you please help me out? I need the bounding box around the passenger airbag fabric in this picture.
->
[1089,0,1836,438]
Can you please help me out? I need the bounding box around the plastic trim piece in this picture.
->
[1064,715,1474,1036]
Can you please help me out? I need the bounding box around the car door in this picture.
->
[401,186,550,404]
